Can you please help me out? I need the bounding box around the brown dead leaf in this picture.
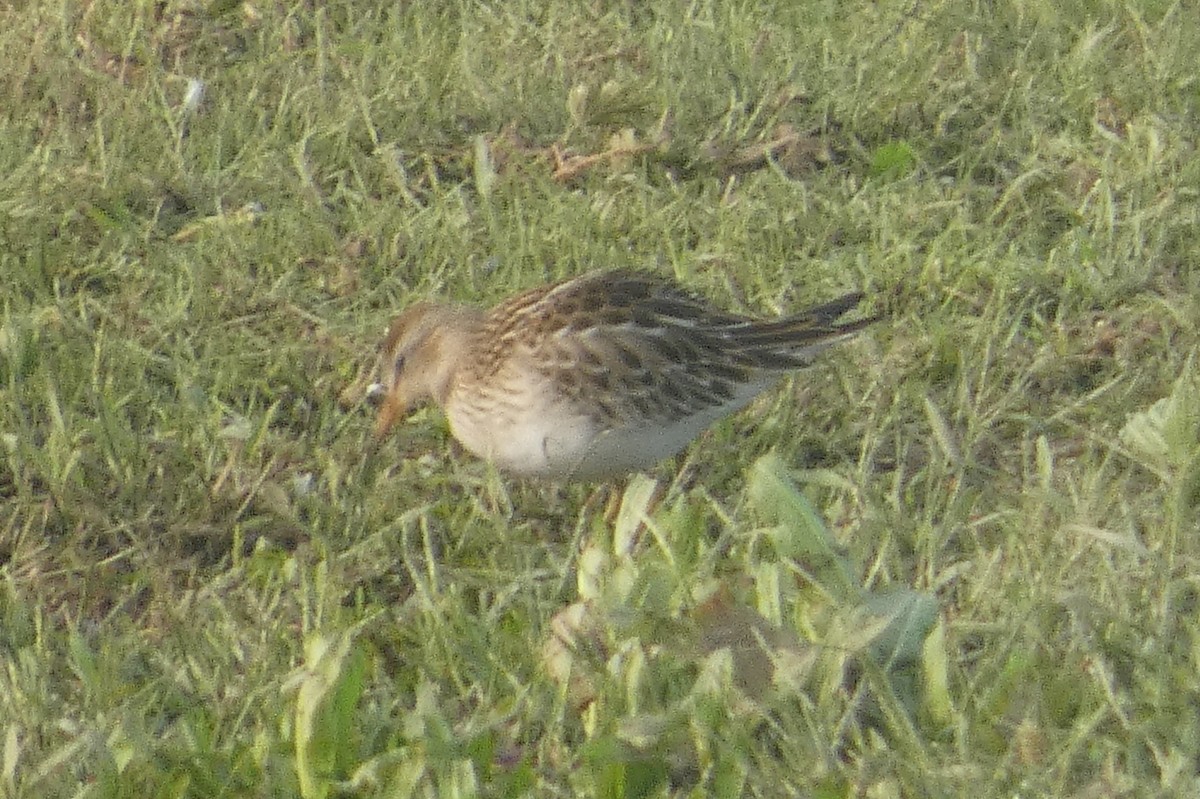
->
[716,123,830,178]
[693,582,814,700]
[550,126,668,183]
[542,601,607,709]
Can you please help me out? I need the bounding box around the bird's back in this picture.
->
[468,270,873,427]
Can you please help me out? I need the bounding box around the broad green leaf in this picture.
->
[746,453,858,601]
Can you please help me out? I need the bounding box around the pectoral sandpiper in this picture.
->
[372,269,876,481]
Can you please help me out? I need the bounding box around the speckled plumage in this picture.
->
[373,269,876,480]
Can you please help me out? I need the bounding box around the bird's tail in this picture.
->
[725,292,879,368]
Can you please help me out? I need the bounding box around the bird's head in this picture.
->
[371,302,477,440]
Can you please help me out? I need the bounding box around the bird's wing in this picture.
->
[484,269,872,425]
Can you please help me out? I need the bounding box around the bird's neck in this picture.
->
[428,306,485,405]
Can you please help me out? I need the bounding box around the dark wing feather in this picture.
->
[480,269,875,424]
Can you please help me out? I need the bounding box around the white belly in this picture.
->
[445,379,600,478]
[445,372,777,480]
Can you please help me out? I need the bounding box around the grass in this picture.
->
[2,0,1199,796]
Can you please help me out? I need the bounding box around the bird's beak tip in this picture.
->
[372,392,407,441]
[373,412,395,441]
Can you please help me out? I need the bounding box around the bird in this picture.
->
[371,269,877,481]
